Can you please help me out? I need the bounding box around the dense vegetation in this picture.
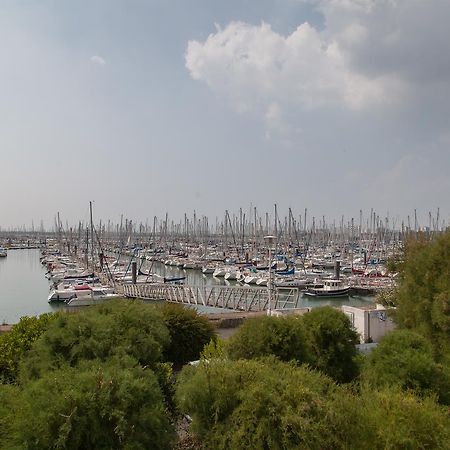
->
[385,231,450,356]
[1,233,450,449]
[0,300,216,449]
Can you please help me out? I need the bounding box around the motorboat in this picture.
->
[0,247,7,257]
[66,287,121,306]
[304,279,350,297]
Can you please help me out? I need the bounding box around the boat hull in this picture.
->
[304,287,350,298]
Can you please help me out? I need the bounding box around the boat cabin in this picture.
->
[323,279,343,290]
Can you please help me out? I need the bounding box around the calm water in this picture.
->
[0,251,374,324]
[0,249,54,323]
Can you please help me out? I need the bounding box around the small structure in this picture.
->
[342,304,395,343]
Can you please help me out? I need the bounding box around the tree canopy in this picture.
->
[176,358,450,450]
[158,303,216,367]
[301,307,359,383]
[0,312,56,382]
[391,232,450,356]
[227,315,311,364]
[6,359,174,449]
[362,329,450,404]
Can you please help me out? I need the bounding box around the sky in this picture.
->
[1,0,449,229]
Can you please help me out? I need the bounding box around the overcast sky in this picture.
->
[1,0,449,229]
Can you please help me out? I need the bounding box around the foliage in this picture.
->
[176,358,450,450]
[200,338,226,360]
[20,300,170,381]
[227,315,311,364]
[8,359,174,450]
[302,307,359,383]
[362,387,450,449]
[0,312,56,383]
[393,232,450,356]
[362,329,450,404]
[158,303,216,367]
[176,358,369,450]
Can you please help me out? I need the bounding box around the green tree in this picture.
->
[302,307,359,383]
[362,329,450,404]
[227,315,311,364]
[393,232,450,356]
[0,312,56,382]
[158,303,216,367]
[176,358,370,450]
[8,359,174,450]
[20,300,170,381]
[362,387,450,449]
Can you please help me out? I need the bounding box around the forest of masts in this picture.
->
[1,206,446,254]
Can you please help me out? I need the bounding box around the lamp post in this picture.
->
[264,235,275,315]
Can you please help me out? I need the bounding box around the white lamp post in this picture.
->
[264,235,276,315]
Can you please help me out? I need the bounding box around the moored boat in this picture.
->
[304,279,350,297]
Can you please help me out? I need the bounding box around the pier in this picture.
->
[121,283,300,312]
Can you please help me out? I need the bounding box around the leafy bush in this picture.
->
[176,358,369,450]
[20,300,170,381]
[158,303,216,367]
[362,387,450,449]
[0,312,56,382]
[362,329,450,404]
[227,315,311,364]
[9,359,174,449]
[302,307,359,383]
[393,232,450,356]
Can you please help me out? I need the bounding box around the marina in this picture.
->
[1,205,437,320]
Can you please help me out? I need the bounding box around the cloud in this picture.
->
[185,0,450,137]
[90,55,106,66]
[186,21,399,113]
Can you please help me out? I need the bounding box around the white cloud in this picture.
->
[185,0,450,138]
[90,55,106,66]
[185,20,402,115]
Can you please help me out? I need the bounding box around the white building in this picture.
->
[342,304,396,343]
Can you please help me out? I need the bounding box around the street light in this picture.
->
[264,235,276,315]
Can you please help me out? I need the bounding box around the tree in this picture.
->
[7,359,174,449]
[158,303,216,367]
[227,315,311,364]
[362,329,450,404]
[0,312,56,382]
[362,387,450,449]
[176,358,370,450]
[302,307,359,383]
[392,232,450,356]
[20,300,170,382]
[176,359,450,450]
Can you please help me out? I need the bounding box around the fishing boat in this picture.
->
[304,279,350,297]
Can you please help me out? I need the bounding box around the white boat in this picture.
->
[224,269,239,281]
[66,287,120,306]
[304,279,350,297]
[274,277,308,288]
[244,275,259,285]
[48,284,92,303]
[0,247,7,257]
[213,267,227,278]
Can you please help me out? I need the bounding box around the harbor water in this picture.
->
[0,249,54,323]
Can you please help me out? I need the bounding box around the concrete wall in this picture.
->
[342,305,396,343]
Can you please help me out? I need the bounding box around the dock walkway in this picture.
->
[121,283,300,312]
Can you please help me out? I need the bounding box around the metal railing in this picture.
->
[122,283,300,312]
